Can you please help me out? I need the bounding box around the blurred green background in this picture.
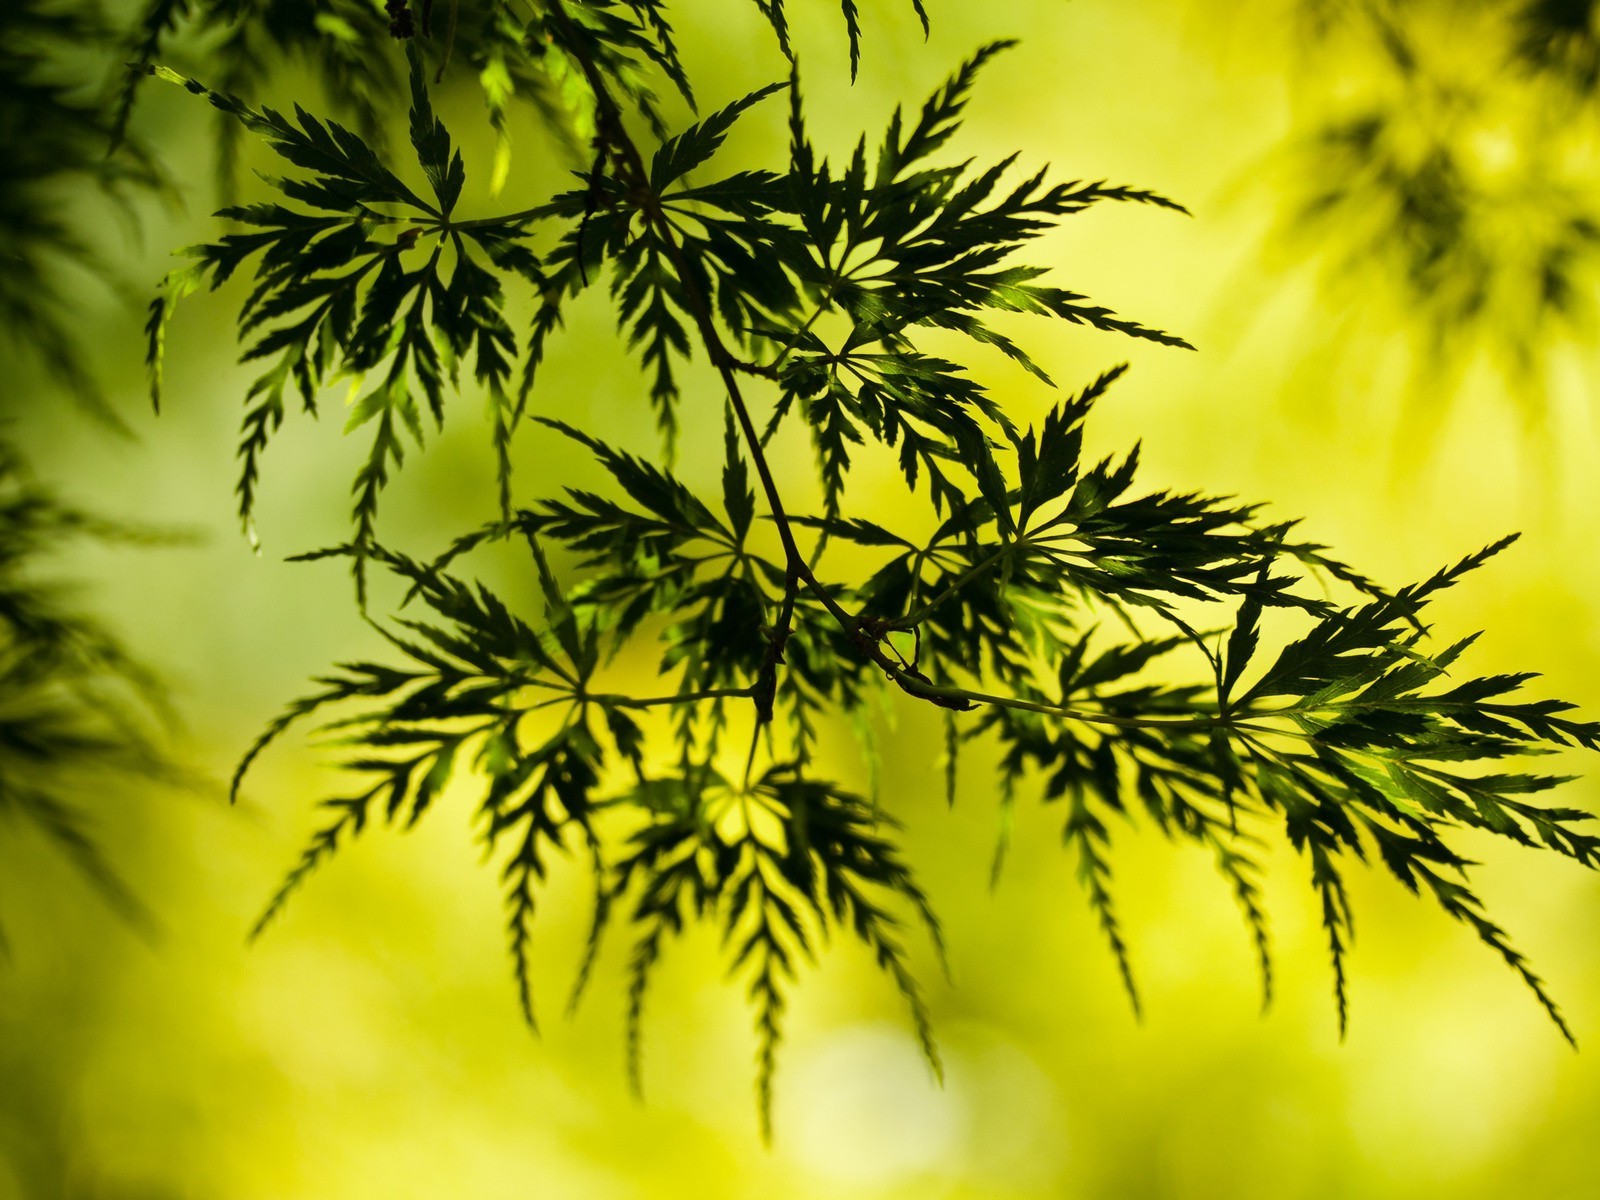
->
[5,1,1600,1196]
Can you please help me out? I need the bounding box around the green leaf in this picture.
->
[721,409,756,541]
[407,49,466,214]
[651,81,787,191]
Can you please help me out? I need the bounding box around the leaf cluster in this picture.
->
[145,0,1600,1134]
[146,52,517,570]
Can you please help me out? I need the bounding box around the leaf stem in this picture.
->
[588,687,755,709]
[542,0,1261,732]
[438,200,570,232]
[892,538,1023,629]
[545,0,878,678]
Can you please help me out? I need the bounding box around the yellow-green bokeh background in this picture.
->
[5,2,1600,1196]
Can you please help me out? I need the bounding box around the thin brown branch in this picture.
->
[540,0,1189,725]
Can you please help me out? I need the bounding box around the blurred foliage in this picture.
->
[118,0,930,193]
[1,0,160,424]
[121,0,577,190]
[1276,0,1600,419]
[0,440,178,948]
[0,1,178,946]
[1514,0,1600,88]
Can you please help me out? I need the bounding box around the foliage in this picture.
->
[0,0,176,947]
[0,442,179,949]
[117,0,927,193]
[140,0,1599,1134]
[1278,0,1600,415]
[1,0,161,425]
